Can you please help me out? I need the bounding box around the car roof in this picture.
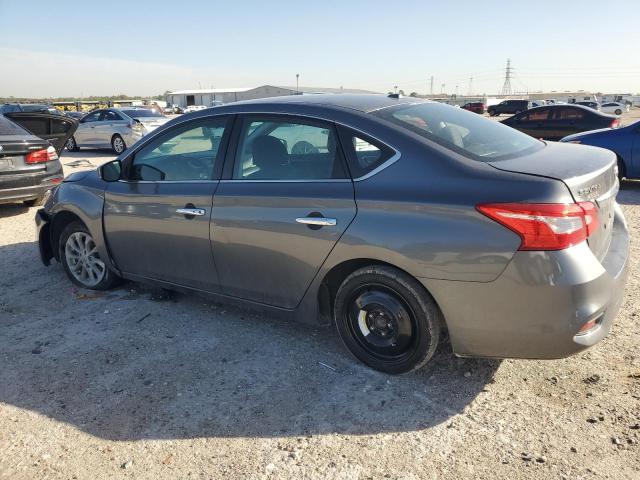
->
[228,94,428,113]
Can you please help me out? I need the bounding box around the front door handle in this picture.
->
[176,208,206,216]
[296,217,337,226]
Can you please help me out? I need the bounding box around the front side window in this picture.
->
[130,117,228,181]
[101,111,122,121]
[82,111,101,123]
[233,117,346,180]
[373,102,543,162]
[518,109,550,122]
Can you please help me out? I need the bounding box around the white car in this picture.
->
[600,102,630,116]
[183,105,208,114]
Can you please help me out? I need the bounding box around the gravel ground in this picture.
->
[1,113,639,479]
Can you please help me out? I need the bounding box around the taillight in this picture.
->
[610,119,620,128]
[476,202,598,251]
[25,146,58,164]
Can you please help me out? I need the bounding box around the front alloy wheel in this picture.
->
[111,135,126,154]
[59,221,118,290]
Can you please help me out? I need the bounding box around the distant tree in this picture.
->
[409,92,419,97]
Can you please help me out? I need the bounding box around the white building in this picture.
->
[166,86,297,108]
[166,85,378,108]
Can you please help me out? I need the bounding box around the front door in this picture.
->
[103,115,232,291]
[75,110,102,145]
[211,115,357,308]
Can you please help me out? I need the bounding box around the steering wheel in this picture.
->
[291,140,318,155]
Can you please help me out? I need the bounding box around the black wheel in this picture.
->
[334,265,441,374]
[111,134,126,154]
[23,195,45,207]
[488,110,496,117]
[66,136,80,152]
[615,109,622,116]
[59,221,119,290]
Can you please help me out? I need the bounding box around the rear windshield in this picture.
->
[373,102,543,161]
[0,115,31,136]
[122,109,164,118]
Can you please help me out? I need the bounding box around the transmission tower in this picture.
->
[501,59,513,96]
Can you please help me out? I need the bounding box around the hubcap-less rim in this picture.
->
[65,232,106,287]
[67,138,75,150]
[113,137,124,153]
[346,285,417,360]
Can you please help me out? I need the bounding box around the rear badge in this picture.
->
[578,184,600,199]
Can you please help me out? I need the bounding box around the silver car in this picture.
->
[66,108,170,154]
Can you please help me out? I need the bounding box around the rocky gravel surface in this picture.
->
[0,149,639,480]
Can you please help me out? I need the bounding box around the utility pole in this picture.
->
[501,59,513,96]
[468,77,473,96]
[429,76,434,96]
[296,73,299,94]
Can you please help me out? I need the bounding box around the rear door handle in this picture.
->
[176,208,206,216]
[296,217,337,226]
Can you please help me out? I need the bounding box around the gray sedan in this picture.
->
[66,108,170,154]
[36,94,629,374]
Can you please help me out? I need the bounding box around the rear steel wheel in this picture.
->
[111,135,126,154]
[334,265,441,374]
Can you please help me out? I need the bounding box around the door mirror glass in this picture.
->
[100,160,122,182]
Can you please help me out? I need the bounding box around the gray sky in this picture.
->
[1,0,638,98]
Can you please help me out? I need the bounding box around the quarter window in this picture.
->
[233,117,346,180]
[130,118,228,181]
[338,127,395,178]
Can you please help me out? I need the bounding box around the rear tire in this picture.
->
[333,265,441,374]
[111,135,126,154]
[615,109,622,115]
[59,221,119,290]
[617,158,626,181]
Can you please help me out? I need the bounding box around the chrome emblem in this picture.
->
[577,184,601,199]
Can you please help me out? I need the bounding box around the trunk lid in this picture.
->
[3,112,78,155]
[489,142,618,260]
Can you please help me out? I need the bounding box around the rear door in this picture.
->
[103,115,232,291]
[210,114,357,308]
[3,112,78,154]
[549,106,586,140]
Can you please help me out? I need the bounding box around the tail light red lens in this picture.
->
[610,119,620,128]
[476,202,598,251]
[25,146,58,164]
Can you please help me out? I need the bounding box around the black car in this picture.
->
[0,103,64,115]
[487,100,531,116]
[0,113,77,206]
[501,104,620,141]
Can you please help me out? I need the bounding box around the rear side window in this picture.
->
[557,108,585,120]
[338,126,395,178]
[373,102,543,162]
[233,117,346,180]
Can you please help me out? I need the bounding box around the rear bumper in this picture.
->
[0,164,63,204]
[423,202,630,359]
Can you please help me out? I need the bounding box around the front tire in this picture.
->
[66,136,80,152]
[111,134,126,154]
[59,221,118,290]
[615,109,622,116]
[333,265,441,374]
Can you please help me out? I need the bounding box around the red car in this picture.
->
[461,102,486,114]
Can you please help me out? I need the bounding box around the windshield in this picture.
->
[373,102,543,161]
[122,109,165,118]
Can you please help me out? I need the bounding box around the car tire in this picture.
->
[111,134,126,154]
[333,265,442,374]
[617,158,626,181]
[59,221,119,290]
[615,109,622,115]
[66,136,80,152]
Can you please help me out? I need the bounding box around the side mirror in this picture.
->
[100,160,122,182]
